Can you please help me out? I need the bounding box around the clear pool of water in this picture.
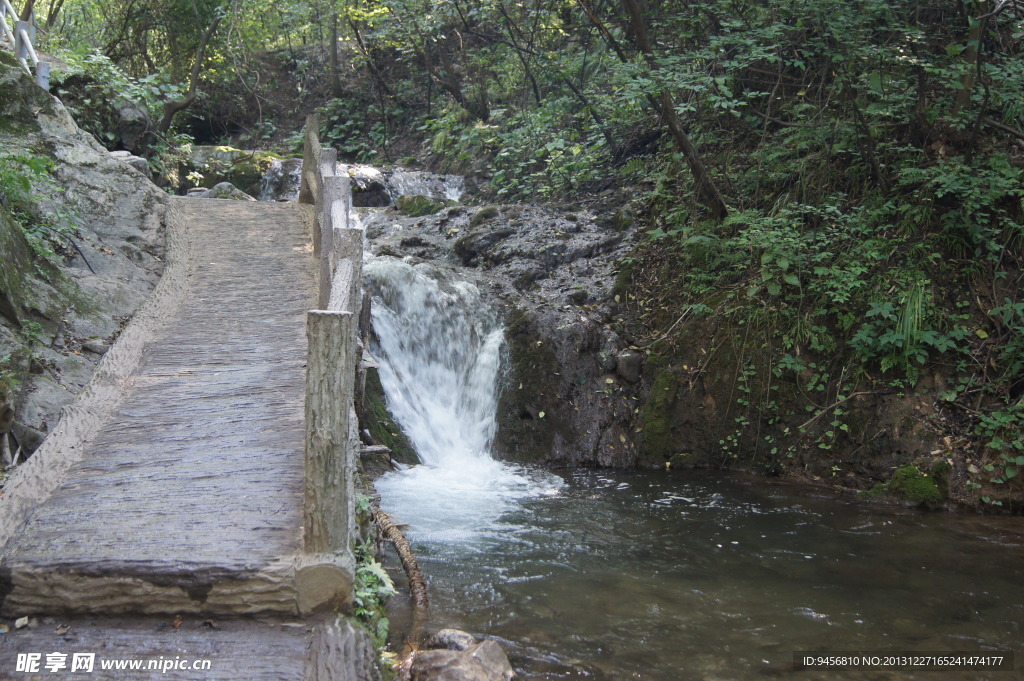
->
[380,468,1024,681]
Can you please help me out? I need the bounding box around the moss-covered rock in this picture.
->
[361,367,417,468]
[188,146,277,196]
[395,195,452,218]
[469,205,499,228]
[638,366,681,461]
[493,308,571,464]
[888,464,944,505]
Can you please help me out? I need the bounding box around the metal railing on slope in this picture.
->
[1,0,49,90]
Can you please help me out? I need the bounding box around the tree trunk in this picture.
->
[157,16,222,133]
[19,0,35,22]
[329,12,342,99]
[618,0,728,219]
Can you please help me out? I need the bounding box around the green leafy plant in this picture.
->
[353,538,396,649]
[0,153,78,261]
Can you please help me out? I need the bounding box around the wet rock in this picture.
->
[257,158,303,202]
[396,195,452,217]
[511,267,544,291]
[616,350,643,383]
[469,206,500,227]
[196,182,257,201]
[361,194,640,466]
[347,166,391,207]
[454,227,515,266]
[413,634,514,681]
[400,235,432,248]
[424,628,478,651]
[567,288,589,305]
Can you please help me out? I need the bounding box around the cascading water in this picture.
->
[385,169,465,202]
[366,257,557,543]
[258,158,303,201]
[358,169,1024,680]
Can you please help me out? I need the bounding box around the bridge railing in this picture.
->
[296,115,364,611]
[1,1,50,90]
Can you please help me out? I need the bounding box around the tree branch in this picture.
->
[157,14,223,133]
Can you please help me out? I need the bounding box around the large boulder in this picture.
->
[116,104,151,152]
[0,52,168,458]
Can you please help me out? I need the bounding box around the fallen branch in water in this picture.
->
[371,504,429,681]
[371,504,429,615]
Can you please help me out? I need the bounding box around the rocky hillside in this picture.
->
[0,54,167,467]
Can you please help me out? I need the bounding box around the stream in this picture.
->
[331,168,1024,681]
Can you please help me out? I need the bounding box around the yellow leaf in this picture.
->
[605,378,615,384]
[538,411,545,418]
[976,329,989,339]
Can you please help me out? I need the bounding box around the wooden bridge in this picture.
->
[0,119,373,680]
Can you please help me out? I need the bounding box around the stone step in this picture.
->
[0,615,378,681]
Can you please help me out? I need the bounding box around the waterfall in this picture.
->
[367,258,503,466]
[366,257,558,543]
[258,158,303,201]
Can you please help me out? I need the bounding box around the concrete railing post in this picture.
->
[35,60,48,90]
[14,20,27,61]
[304,310,355,556]
[299,114,322,207]
[296,117,363,617]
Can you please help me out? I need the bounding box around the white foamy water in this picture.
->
[365,256,558,543]
[386,169,465,202]
[258,158,303,201]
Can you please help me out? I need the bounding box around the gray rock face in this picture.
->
[413,632,515,681]
[108,150,152,178]
[363,197,640,466]
[0,56,168,458]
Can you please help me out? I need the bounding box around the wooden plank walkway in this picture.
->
[0,198,318,616]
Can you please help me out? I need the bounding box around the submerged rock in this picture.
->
[413,630,515,681]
